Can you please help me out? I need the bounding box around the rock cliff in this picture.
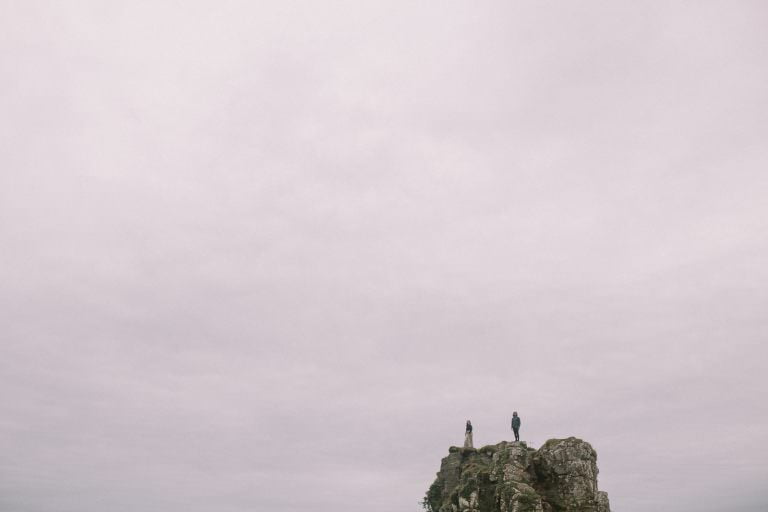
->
[423,437,610,512]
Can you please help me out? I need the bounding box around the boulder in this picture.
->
[424,438,610,512]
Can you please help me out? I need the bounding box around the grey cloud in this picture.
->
[2,1,767,511]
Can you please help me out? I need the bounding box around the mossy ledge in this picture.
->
[423,437,610,512]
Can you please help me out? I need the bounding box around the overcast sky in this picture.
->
[2,2,767,511]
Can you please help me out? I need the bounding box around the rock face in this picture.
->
[423,437,610,512]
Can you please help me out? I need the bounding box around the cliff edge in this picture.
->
[423,437,610,512]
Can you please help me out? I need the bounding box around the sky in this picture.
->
[1,1,767,511]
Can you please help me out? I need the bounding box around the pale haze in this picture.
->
[2,2,767,511]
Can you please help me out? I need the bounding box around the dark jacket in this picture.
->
[511,416,521,429]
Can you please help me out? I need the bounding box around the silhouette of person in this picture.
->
[464,420,473,448]
[511,411,521,441]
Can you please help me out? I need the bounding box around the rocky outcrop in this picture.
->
[423,437,610,512]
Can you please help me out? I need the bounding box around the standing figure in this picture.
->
[464,420,474,448]
[511,411,521,441]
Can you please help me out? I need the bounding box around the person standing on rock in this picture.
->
[511,411,521,441]
[464,420,473,448]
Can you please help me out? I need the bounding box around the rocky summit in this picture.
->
[423,437,610,512]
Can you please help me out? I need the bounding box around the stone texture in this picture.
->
[424,438,610,512]
[596,492,610,512]
[533,437,600,512]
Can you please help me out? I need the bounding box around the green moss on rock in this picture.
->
[424,438,610,512]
